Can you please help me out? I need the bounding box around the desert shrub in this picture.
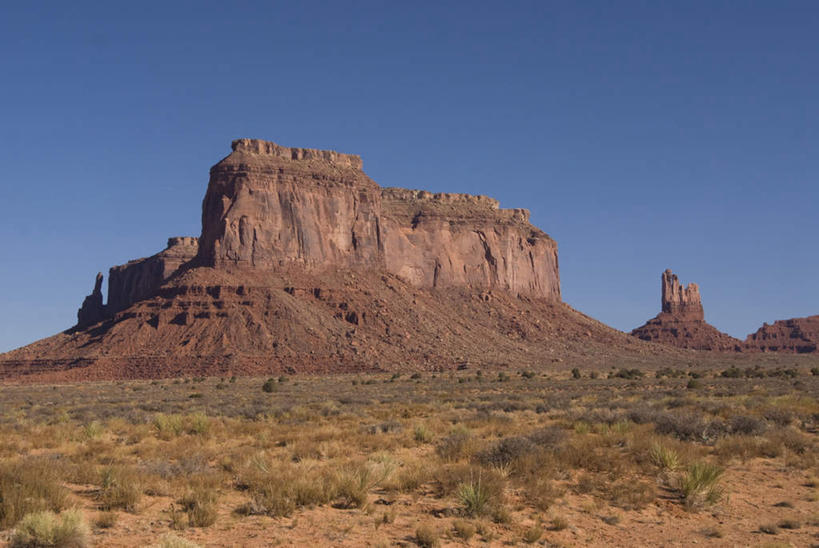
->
[153,414,185,439]
[605,480,656,510]
[454,469,506,517]
[261,378,277,393]
[452,519,475,540]
[610,368,644,380]
[415,523,440,547]
[188,413,210,436]
[524,476,564,510]
[677,462,724,510]
[178,488,218,527]
[93,511,118,529]
[475,436,536,468]
[571,368,581,379]
[549,516,568,530]
[527,426,567,449]
[728,415,767,436]
[237,461,338,517]
[157,533,202,548]
[762,408,793,427]
[765,428,811,455]
[413,424,434,443]
[523,523,543,543]
[436,427,473,462]
[654,412,726,442]
[98,466,142,512]
[0,460,69,529]
[11,509,90,548]
[335,464,379,509]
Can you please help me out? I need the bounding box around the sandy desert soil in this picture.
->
[0,366,817,547]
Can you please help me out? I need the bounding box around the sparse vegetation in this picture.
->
[11,509,90,548]
[0,367,814,545]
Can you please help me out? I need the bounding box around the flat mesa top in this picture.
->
[230,138,363,170]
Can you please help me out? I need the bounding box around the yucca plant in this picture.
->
[678,462,724,510]
[649,442,680,471]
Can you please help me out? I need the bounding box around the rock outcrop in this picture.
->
[744,316,819,353]
[107,237,199,315]
[631,269,741,351]
[77,272,106,327]
[380,189,560,299]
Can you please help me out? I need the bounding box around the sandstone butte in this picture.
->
[631,269,819,353]
[0,139,814,382]
[1,138,673,381]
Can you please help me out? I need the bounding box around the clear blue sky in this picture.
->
[2,1,817,353]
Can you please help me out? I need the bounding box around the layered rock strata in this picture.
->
[631,269,741,351]
[745,316,819,353]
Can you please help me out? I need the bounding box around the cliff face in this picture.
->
[631,269,741,351]
[108,237,199,314]
[195,139,559,300]
[745,316,819,353]
[197,139,383,271]
[380,188,560,300]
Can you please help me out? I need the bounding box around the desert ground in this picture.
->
[0,361,817,547]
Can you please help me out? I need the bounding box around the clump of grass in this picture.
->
[94,511,118,529]
[522,523,543,543]
[549,516,568,531]
[98,466,142,512]
[413,424,434,443]
[452,519,475,540]
[457,475,494,516]
[178,488,218,527]
[649,442,680,471]
[0,460,69,528]
[11,509,90,548]
[157,533,202,548]
[678,462,724,510]
[415,522,440,547]
[524,476,564,510]
[153,414,185,439]
[701,526,723,538]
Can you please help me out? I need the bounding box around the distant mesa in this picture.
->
[744,316,819,353]
[631,269,742,351]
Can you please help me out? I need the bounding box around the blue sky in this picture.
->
[1,1,817,352]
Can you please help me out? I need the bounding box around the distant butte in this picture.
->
[631,269,742,351]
